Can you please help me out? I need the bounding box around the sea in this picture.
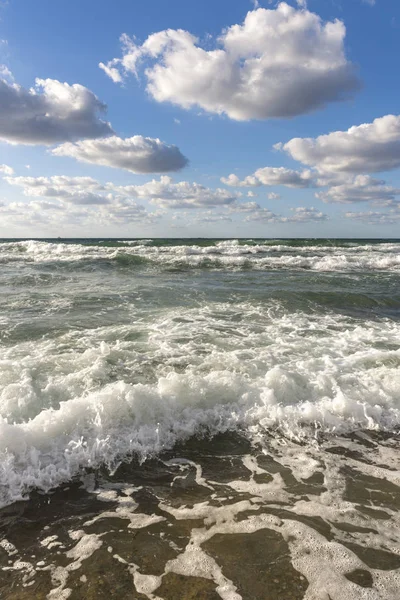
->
[0,238,399,599]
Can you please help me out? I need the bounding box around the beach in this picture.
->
[0,238,399,599]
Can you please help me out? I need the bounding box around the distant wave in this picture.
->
[0,239,400,272]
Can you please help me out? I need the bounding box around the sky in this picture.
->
[0,0,400,238]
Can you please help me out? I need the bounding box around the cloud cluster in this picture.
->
[0,72,189,175]
[224,113,400,223]
[0,164,13,175]
[52,136,188,174]
[345,209,400,225]
[1,175,160,230]
[3,173,330,228]
[0,77,114,145]
[0,64,13,82]
[316,175,400,205]
[278,114,400,175]
[115,176,239,209]
[221,167,315,188]
[101,3,359,120]
[5,175,109,205]
[288,206,328,222]
[5,174,239,210]
[244,205,328,223]
[0,198,154,230]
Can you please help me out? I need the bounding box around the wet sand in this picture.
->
[1,432,399,599]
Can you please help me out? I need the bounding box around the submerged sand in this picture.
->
[1,431,399,599]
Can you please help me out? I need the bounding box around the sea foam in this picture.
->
[1,298,399,507]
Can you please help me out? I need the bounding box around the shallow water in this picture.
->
[0,238,399,599]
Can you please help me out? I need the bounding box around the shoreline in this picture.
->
[1,431,399,599]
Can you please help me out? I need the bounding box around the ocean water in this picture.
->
[0,238,399,599]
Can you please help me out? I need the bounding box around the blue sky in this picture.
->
[0,0,399,237]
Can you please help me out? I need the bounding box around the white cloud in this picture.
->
[0,198,154,229]
[101,3,359,120]
[345,210,400,225]
[1,173,328,229]
[52,135,188,174]
[289,206,328,222]
[243,204,328,223]
[0,163,13,175]
[4,174,239,211]
[99,61,123,83]
[5,175,110,205]
[316,175,400,204]
[102,199,152,224]
[0,64,13,82]
[197,213,233,224]
[6,175,104,193]
[220,173,261,187]
[244,207,279,222]
[278,114,400,175]
[221,167,315,188]
[229,201,261,213]
[0,76,114,145]
[268,192,281,200]
[255,167,315,187]
[0,176,161,229]
[117,176,239,209]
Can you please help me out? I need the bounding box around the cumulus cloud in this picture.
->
[4,174,239,211]
[101,3,359,120]
[1,176,159,230]
[278,114,400,175]
[0,76,114,145]
[289,206,328,222]
[229,201,261,213]
[221,167,315,188]
[6,175,104,193]
[197,213,233,224]
[316,175,400,204]
[220,173,261,187]
[0,163,13,175]
[345,210,400,225]
[102,199,152,224]
[268,192,281,200]
[244,205,328,223]
[0,64,13,82]
[5,175,111,205]
[0,198,154,229]
[117,176,239,209]
[52,135,188,174]
[244,208,280,223]
[2,173,328,229]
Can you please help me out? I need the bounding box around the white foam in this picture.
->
[1,293,400,506]
[157,472,400,600]
[1,239,400,271]
[0,538,18,556]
